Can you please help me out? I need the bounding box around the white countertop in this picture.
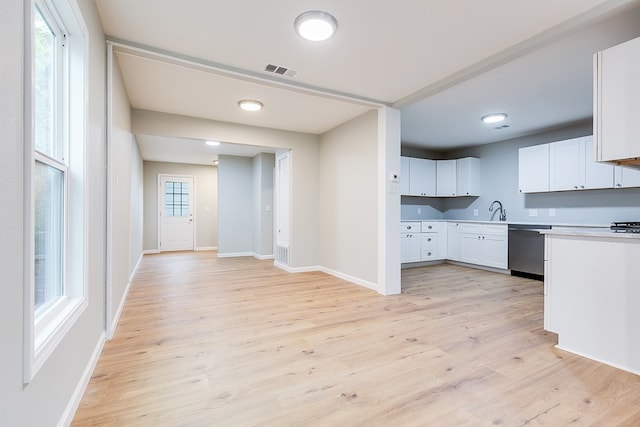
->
[401,219,610,228]
[540,227,640,239]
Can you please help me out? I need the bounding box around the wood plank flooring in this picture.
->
[72,251,640,426]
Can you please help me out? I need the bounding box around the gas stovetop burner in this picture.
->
[611,221,640,232]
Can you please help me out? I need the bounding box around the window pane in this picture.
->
[34,161,64,311]
[34,6,57,159]
[165,181,190,217]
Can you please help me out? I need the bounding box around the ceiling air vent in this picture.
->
[264,63,299,78]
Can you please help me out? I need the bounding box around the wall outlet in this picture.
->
[417,207,422,214]
[529,209,538,217]
[473,209,478,217]
[549,208,556,217]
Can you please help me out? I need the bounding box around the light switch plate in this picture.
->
[549,208,556,217]
[529,209,538,217]
[473,209,478,216]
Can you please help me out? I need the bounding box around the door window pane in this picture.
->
[165,181,190,217]
[34,161,64,312]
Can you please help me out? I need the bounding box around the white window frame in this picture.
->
[24,0,88,383]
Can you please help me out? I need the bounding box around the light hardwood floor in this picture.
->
[72,251,640,426]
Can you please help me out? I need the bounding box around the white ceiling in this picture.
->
[95,0,640,161]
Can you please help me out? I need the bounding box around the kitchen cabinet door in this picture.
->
[595,35,640,165]
[614,165,640,188]
[582,136,614,189]
[459,233,483,265]
[447,222,460,261]
[456,157,480,196]
[409,157,436,197]
[483,234,507,269]
[400,233,421,263]
[549,137,581,191]
[436,159,457,197]
[519,144,550,193]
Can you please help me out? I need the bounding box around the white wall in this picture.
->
[319,110,379,286]
[143,161,218,251]
[253,153,275,257]
[1,0,109,424]
[218,155,254,255]
[132,109,320,268]
[108,53,144,334]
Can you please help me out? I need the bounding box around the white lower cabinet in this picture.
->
[447,222,460,261]
[459,223,508,269]
[400,232,421,263]
[401,221,507,270]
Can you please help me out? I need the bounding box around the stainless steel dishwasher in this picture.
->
[508,224,551,279]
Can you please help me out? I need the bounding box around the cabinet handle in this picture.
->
[428,225,432,229]
[427,238,432,242]
[519,189,523,193]
[616,183,622,187]
[407,226,412,230]
[580,185,584,189]
[482,236,485,240]
[574,185,578,189]
[427,251,432,256]
[477,236,481,240]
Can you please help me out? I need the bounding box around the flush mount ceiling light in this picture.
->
[481,113,508,124]
[294,10,338,41]
[237,99,264,112]
[205,140,220,146]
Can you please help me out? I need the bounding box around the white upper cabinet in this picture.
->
[401,156,436,197]
[456,157,480,196]
[402,156,480,197]
[436,159,457,197]
[519,144,549,193]
[594,35,640,167]
[582,135,615,189]
[549,137,582,191]
[549,136,613,191]
[614,165,640,188]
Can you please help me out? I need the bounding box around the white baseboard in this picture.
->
[318,266,380,293]
[108,279,131,340]
[252,253,274,260]
[217,252,253,258]
[57,331,106,427]
[130,253,143,283]
[195,246,217,251]
[272,263,381,294]
[143,249,160,255]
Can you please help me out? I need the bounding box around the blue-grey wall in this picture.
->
[218,155,254,254]
[402,120,640,225]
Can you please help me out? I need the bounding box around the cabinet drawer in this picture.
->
[421,221,441,232]
[421,233,438,249]
[483,224,507,236]
[459,223,483,235]
[401,222,421,233]
[421,247,439,259]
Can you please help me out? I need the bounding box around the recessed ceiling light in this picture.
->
[294,10,338,42]
[238,99,264,112]
[481,113,508,124]
[205,140,220,146]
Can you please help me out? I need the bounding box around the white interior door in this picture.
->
[159,175,195,251]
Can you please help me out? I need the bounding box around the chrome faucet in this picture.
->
[489,200,506,221]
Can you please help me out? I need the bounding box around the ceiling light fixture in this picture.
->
[481,113,508,124]
[205,140,220,146]
[294,10,338,42]
[238,99,264,112]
